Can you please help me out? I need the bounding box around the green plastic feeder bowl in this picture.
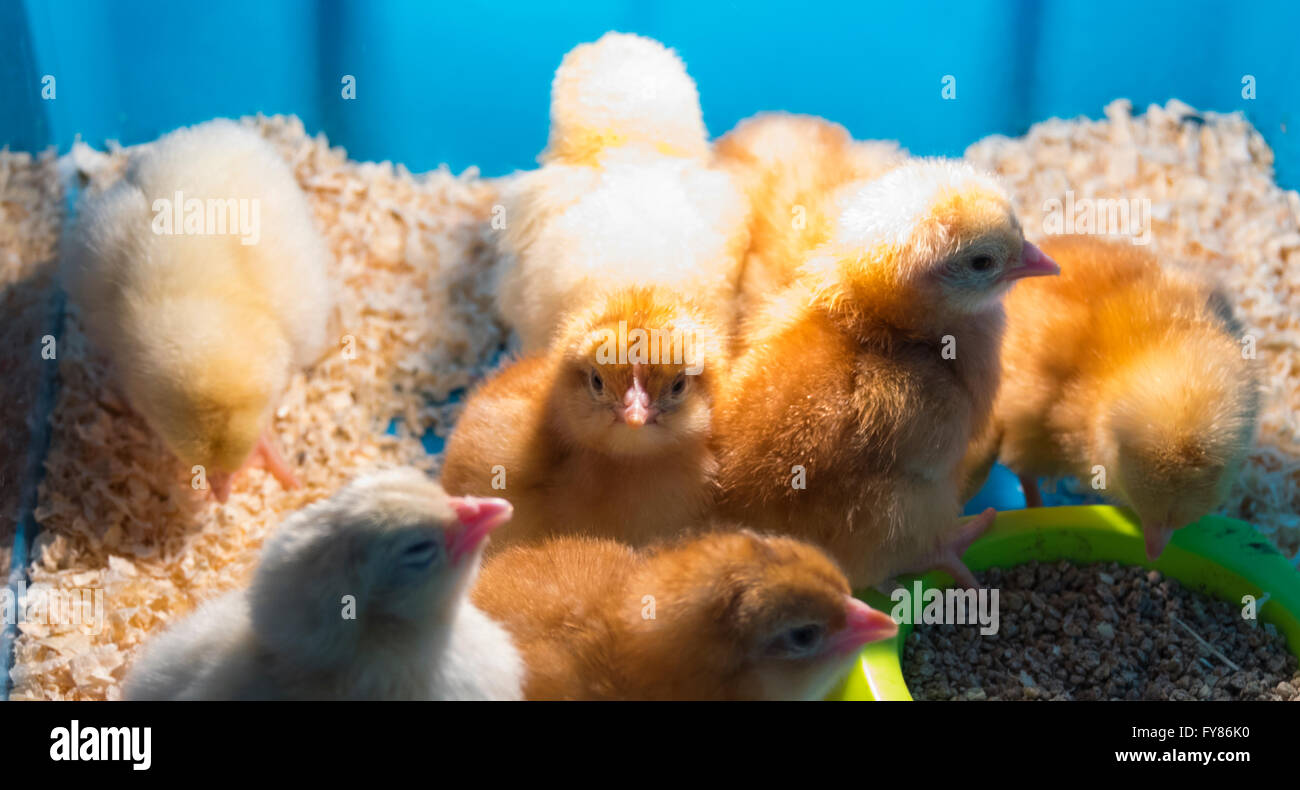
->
[831,505,1300,701]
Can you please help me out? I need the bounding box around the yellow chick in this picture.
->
[442,286,725,549]
[963,235,1260,559]
[63,119,334,502]
[494,32,749,351]
[716,112,906,317]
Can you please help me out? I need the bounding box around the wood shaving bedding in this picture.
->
[7,102,1299,700]
[9,116,504,700]
[966,100,1300,562]
[0,149,63,578]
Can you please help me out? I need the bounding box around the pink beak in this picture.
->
[210,473,234,503]
[1001,240,1060,282]
[1144,521,1176,561]
[446,496,513,563]
[827,596,898,655]
[618,376,655,428]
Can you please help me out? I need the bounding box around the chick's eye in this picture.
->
[773,623,826,658]
[969,254,996,273]
[670,374,687,396]
[399,539,441,570]
[589,369,604,394]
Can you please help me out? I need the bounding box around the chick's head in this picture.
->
[636,531,897,700]
[120,295,290,478]
[543,32,709,165]
[250,468,513,668]
[551,287,723,457]
[810,160,1059,333]
[1103,338,1260,559]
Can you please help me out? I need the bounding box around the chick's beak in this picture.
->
[827,596,898,655]
[447,496,513,563]
[618,377,655,428]
[1001,240,1061,282]
[1143,520,1176,560]
[209,473,234,503]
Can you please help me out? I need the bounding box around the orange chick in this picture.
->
[441,286,726,549]
[712,160,1060,588]
[716,112,906,315]
[472,530,898,700]
[963,235,1260,559]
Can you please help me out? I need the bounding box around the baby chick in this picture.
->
[472,530,898,700]
[63,119,333,502]
[124,468,522,700]
[716,113,906,315]
[713,160,1060,588]
[442,286,725,549]
[963,235,1259,559]
[494,32,749,350]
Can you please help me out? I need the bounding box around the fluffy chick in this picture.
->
[124,468,522,700]
[443,286,724,549]
[963,235,1259,559]
[473,530,898,700]
[713,160,1060,588]
[495,32,749,350]
[716,113,906,316]
[63,119,333,501]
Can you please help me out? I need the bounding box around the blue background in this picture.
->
[2,0,1297,186]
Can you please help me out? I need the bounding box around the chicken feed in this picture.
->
[903,561,1300,701]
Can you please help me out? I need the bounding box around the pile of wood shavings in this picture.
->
[967,100,1300,561]
[9,102,1299,700]
[0,149,63,576]
[9,116,505,700]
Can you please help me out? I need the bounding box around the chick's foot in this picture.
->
[900,507,996,588]
[253,432,301,491]
[207,433,300,504]
[1018,474,1043,508]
